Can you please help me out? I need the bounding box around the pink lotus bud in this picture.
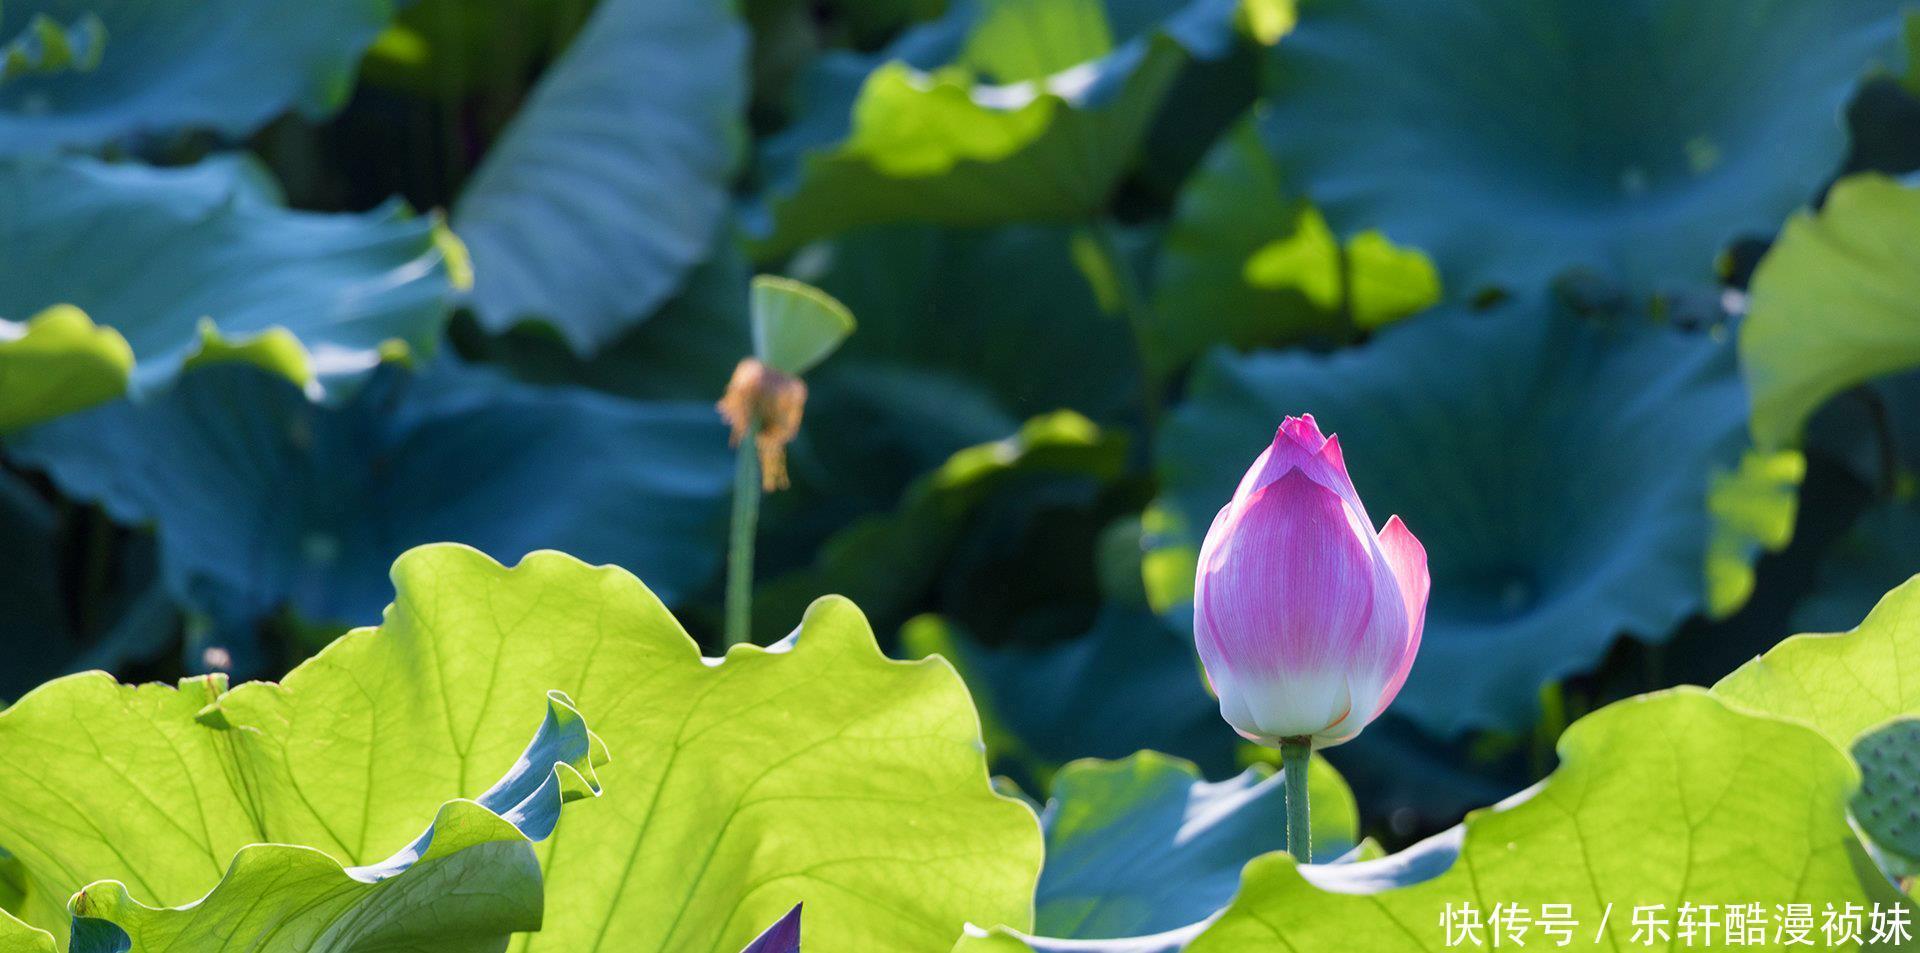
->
[1193,414,1428,749]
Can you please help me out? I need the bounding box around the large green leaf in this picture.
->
[1159,298,1750,734]
[1147,111,1435,378]
[749,0,1250,255]
[0,668,602,949]
[453,0,747,352]
[1034,752,1356,939]
[0,0,390,152]
[1186,689,1904,951]
[1262,0,1909,304]
[0,155,459,413]
[1716,572,1920,748]
[8,361,733,663]
[1743,174,1920,452]
[244,544,1039,951]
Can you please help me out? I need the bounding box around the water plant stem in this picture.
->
[724,413,762,647]
[1281,737,1312,864]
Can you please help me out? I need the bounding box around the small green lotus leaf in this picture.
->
[1704,449,1806,618]
[1851,717,1920,866]
[1032,751,1356,939]
[1263,0,1909,305]
[750,0,1249,255]
[1159,298,1750,734]
[453,0,747,352]
[8,362,734,662]
[0,155,458,407]
[752,275,856,376]
[0,0,389,151]
[0,306,131,434]
[1743,174,1920,452]
[1148,112,1434,378]
[1717,571,1920,748]
[1186,689,1905,950]
[1,11,103,83]
[0,668,602,949]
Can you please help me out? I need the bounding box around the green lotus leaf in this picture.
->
[1,9,103,83]
[230,544,1039,951]
[1263,0,1909,305]
[0,663,602,949]
[1159,298,1750,734]
[0,155,458,410]
[1147,111,1434,378]
[0,306,130,434]
[1704,449,1805,619]
[1717,572,1920,748]
[8,362,733,663]
[0,0,389,152]
[1743,174,1920,452]
[954,829,1449,952]
[1033,751,1356,939]
[1186,689,1905,951]
[0,911,50,952]
[760,409,1126,644]
[749,0,1250,255]
[74,693,601,952]
[1851,717,1920,867]
[453,0,746,351]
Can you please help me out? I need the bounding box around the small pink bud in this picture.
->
[1193,414,1428,749]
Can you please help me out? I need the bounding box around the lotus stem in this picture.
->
[724,411,762,647]
[1281,736,1312,864]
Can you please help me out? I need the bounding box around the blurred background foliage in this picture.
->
[5,0,1920,856]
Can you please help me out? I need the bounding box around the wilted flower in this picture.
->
[1194,414,1428,749]
[717,357,808,491]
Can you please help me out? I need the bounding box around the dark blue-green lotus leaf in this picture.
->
[1034,752,1356,939]
[0,0,391,152]
[1264,0,1910,304]
[749,0,1250,255]
[908,605,1236,783]
[1159,298,1749,734]
[0,155,459,407]
[453,0,747,352]
[0,470,173,701]
[8,360,733,656]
